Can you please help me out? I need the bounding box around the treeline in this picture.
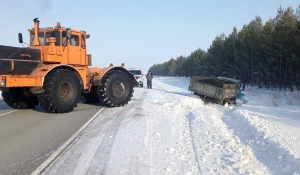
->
[149,5,300,90]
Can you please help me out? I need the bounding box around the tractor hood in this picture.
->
[0,45,41,61]
[0,45,41,75]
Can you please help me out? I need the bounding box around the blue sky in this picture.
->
[0,0,299,73]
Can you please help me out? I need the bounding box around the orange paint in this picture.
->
[0,19,138,91]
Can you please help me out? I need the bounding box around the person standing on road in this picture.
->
[146,71,153,89]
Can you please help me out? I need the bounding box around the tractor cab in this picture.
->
[18,18,91,66]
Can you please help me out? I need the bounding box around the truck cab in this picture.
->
[216,76,241,93]
[128,68,143,87]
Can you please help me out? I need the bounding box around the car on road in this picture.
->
[128,68,144,87]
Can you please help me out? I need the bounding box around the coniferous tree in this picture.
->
[149,5,300,90]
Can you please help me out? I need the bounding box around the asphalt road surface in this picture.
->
[0,100,102,175]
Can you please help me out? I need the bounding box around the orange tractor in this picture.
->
[0,18,138,113]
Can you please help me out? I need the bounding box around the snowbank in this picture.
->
[244,86,300,107]
[150,78,271,174]
[149,77,300,174]
[222,86,300,174]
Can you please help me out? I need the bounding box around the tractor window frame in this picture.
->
[81,34,86,49]
[30,32,45,46]
[62,31,80,46]
[62,31,67,46]
[45,31,61,46]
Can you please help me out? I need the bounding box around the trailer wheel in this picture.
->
[2,87,39,109]
[97,70,133,107]
[37,69,81,113]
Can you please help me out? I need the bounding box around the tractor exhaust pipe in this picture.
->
[33,18,40,46]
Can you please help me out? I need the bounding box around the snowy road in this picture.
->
[2,76,300,175]
[0,99,102,175]
[41,77,300,175]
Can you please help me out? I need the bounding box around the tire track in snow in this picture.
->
[85,91,148,175]
[126,91,147,175]
[42,113,117,175]
[42,91,148,175]
[127,156,140,175]
[154,78,203,174]
[147,106,153,175]
[186,112,203,174]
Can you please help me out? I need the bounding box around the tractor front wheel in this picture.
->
[36,69,81,113]
[1,87,39,109]
[97,71,133,107]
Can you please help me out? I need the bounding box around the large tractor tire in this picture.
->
[97,70,134,107]
[36,69,81,113]
[1,87,39,109]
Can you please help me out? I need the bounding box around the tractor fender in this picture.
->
[91,66,138,86]
[29,64,86,93]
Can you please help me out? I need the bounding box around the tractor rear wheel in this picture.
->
[1,87,39,109]
[97,70,133,107]
[36,69,81,113]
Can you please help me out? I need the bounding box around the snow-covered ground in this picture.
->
[38,76,300,175]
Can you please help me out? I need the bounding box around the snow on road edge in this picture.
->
[40,77,300,175]
[152,78,271,174]
[223,108,300,174]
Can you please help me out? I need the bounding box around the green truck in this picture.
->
[188,76,241,105]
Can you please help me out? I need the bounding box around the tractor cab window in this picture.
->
[70,35,79,46]
[62,32,79,46]
[45,31,60,46]
[30,32,45,46]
